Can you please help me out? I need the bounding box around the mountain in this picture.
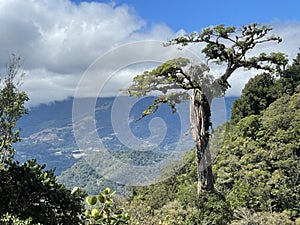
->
[14,96,238,192]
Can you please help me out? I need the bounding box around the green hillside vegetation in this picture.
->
[58,158,129,196]
[121,52,300,224]
[58,149,170,196]
[231,51,300,122]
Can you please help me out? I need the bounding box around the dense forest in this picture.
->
[0,24,300,224]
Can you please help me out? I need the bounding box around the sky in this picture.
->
[1,0,300,106]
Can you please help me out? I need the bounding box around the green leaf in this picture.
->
[91,208,100,219]
[98,193,105,203]
[103,187,111,195]
[86,196,97,206]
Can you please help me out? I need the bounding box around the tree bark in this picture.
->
[190,89,214,196]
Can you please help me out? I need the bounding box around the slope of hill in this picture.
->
[123,85,300,224]
[14,96,237,192]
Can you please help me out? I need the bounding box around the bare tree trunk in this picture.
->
[190,89,214,196]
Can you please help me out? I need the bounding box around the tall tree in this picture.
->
[126,24,287,196]
[0,54,29,164]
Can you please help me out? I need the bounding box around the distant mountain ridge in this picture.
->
[14,96,238,176]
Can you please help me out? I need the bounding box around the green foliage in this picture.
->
[231,73,277,122]
[129,57,191,96]
[192,191,232,225]
[231,51,300,123]
[126,57,214,120]
[231,208,296,225]
[167,23,287,91]
[58,158,125,196]
[58,154,167,196]
[126,151,232,225]
[0,159,85,224]
[126,152,193,224]
[0,54,29,164]
[280,49,300,90]
[215,92,300,218]
[129,150,197,209]
[85,188,130,225]
[0,213,41,225]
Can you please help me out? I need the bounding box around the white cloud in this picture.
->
[0,0,183,106]
[0,1,300,105]
[0,0,147,70]
[0,0,146,105]
[21,68,77,104]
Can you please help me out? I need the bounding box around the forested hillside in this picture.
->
[122,51,300,224]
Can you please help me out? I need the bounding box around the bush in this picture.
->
[0,159,84,224]
[85,187,130,225]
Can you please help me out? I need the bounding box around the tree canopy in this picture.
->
[127,24,288,115]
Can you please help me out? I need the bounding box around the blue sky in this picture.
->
[0,0,300,105]
[72,0,300,31]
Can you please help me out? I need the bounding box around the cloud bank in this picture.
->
[0,1,300,106]
[0,0,174,106]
